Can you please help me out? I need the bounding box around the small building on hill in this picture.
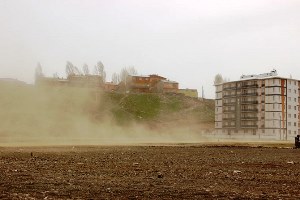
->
[129,74,178,93]
[104,82,118,92]
[67,75,103,88]
[130,75,152,93]
[35,77,68,87]
[157,80,179,93]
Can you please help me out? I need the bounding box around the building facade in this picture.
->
[215,71,300,140]
[129,74,179,93]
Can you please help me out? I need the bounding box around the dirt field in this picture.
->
[1,145,299,199]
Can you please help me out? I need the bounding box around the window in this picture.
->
[289,130,291,134]
[295,90,297,94]
[289,80,291,85]
[288,105,291,109]
[294,122,297,126]
[288,89,291,93]
[295,106,297,110]
[295,98,297,102]
[288,97,291,101]
[294,114,297,118]
[288,114,291,118]
[288,122,291,126]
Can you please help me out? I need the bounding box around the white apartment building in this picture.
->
[215,70,300,140]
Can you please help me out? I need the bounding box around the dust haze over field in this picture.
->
[0,83,212,146]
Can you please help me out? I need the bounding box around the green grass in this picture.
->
[103,92,215,125]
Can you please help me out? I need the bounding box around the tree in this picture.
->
[73,66,82,75]
[94,61,106,82]
[66,61,75,77]
[35,62,44,79]
[66,61,82,77]
[214,74,224,85]
[112,72,120,84]
[82,63,90,75]
[119,66,137,83]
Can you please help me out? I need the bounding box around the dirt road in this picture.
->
[1,145,299,199]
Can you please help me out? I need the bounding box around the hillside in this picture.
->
[0,83,215,140]
[96,92,215,130]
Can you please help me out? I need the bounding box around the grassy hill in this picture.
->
[0,83,215,139]
[100,92,215,130]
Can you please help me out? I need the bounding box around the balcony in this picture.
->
[223,86,237,91]
[223,102,236,106]
[241,100,258,104]
[241,92,258,96]
[223,125,236,128]
[241,84,259,88]
[223,94,236,98]
[223,110,236,113]
[241,109,258,112]
[241,117,258,120]
[223,117,236,120]
[241,125,258,128]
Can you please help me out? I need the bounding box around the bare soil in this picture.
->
[0,145,300,199]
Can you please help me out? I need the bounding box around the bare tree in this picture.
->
[126,66,137,75]
[65,61,82,77]
[82,63,90,75]
[214,74,224,85]
[73,66,82,75]
[119,66,137,83]
[94,61,106,82]
[66,61,75,77]
[35,62,44,78]
[112,72,120,84]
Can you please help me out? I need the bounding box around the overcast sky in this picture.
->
[1,0,300,98]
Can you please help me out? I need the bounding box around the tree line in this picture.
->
[35,61,138,84]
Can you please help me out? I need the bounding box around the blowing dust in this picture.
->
[0,83,211,146]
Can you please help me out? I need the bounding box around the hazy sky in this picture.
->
[1,0,300,98]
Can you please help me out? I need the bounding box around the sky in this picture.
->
[1,0,300,98]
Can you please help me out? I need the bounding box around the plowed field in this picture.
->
[1,145,299,199]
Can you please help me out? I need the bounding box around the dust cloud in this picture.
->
[0,83,210,146]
